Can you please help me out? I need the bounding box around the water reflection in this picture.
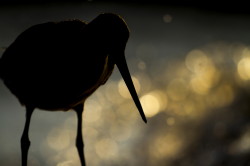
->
[167,78,189,101]
[237,55,250,80]
[118,76,141,98]
[140,92,160,117]
[35,41,250,166]
[95,138,118,159]
[47,128,71,151]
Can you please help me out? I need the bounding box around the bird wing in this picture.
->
[0,20,109,110]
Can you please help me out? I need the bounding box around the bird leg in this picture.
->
[21,106,34,166]
[74,104,86,166]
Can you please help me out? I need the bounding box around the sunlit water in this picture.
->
[1,2,250,166]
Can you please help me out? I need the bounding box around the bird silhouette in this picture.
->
[0,13,147,166]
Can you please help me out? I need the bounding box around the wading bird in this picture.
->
[0,13,147,166]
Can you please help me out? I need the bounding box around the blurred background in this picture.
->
[1,1,250,166]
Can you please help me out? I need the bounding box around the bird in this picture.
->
[0,13,147,166]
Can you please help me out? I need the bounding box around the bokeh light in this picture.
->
[40,42,250,165]
[163,14,173,23]
[118,76,141,98]
[140,93,160,117]
[47,128,71,151]
[167,78,189,101]
[95,138,118,160]
[229,128,250,154]
[237,56,250,80]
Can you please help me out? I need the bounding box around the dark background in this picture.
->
[1,1,250,166]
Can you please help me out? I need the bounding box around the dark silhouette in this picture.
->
[0,13,147,166]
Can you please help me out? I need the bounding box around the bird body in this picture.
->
[0,13,146,166]
[0,20,114,110]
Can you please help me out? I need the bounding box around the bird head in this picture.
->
[88,13,147,123]
[87,13,129,52]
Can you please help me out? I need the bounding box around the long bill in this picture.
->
[115,53,147,123]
